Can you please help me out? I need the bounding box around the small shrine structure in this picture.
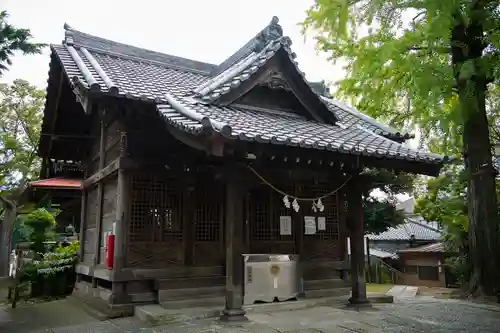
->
[38,17,449,318]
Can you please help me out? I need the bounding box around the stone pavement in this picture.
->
[387,285,419,300]
[3,297,500,332]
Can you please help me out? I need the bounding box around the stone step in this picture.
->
[304,279,349,290]
[304,287,351,298]
[158,286,225,302]
[155,275,224,290]
[160,295,226,309]
[136,295,352,326]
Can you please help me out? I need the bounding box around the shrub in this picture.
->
[23,208,56,256]
[21,242,79,297]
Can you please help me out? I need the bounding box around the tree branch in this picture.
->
[408,46,451,53]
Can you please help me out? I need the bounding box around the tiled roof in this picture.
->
[48,18,450,170]
[157,101,444,162]
[192,37,294,103]
[367,217,442,241]
[368,248,398,259]
[321,97,413,140]
[29,177,82,189]
[398,242,445,253]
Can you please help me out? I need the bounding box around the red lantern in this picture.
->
[105,234,115,270]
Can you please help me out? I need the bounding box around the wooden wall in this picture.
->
[82,112,124,266]
[80,105,345,282]
[99,176,118,264]
[83,185,98,264]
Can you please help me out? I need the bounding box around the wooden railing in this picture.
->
[366,257,405,284]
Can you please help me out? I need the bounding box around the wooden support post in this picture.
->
[78,158,88,273]
[110,132,128,304]
[78,189,87,267]
[346,178,370,307]
[366,237,372,283]
[92,116,106,288]
[113,133,128,272]
[183,184,195,266]
[220,169,247,322]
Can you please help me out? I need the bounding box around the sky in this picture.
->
[1,0,343,89]
[1,0,411,201]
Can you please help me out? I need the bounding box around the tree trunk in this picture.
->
[0,197,16,277]
[451,7,500,297]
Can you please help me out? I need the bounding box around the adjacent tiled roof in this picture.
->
[47,18,450,171]
[367,217,442,241]
[29,177,82,190]
[321,97,413,140]
[398,242,445,253]
[368,247,398,259]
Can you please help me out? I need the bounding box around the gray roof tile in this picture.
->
[157,99,445,163]
[367,217,442,241]
[322,97,413,140]
[398,242,445,253]
[49,20,450,168]
[52,29,411,141]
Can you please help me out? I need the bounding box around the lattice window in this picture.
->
[129,173,182,242]
[195,181,222,241]
[249,182,296,238]
[249,185,272,241]
[299,181,339,241]
[270,183,295,242]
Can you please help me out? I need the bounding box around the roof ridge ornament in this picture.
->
[63,23,74,45]
[253,16,284,52]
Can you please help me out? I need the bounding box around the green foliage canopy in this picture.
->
[302,0,500,156]
[364,198,405,234]
[0,11,45,75]
[0,79,45,196]
[302,0,500,294]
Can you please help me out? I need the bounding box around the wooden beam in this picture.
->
[82,158,119,189]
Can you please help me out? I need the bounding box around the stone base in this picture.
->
[220,308,248,322]
[346,297,372,310]
[70,283,134,319]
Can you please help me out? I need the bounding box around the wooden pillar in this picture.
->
[366,237,372,283]
[346,178,370,307]
[113,133,128,271]
[220,169,247,322]
[78,190,87,263]
[92,115,106,288]
[338,189,348,281]
[110,132,129,304]
[183,188,195,266]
